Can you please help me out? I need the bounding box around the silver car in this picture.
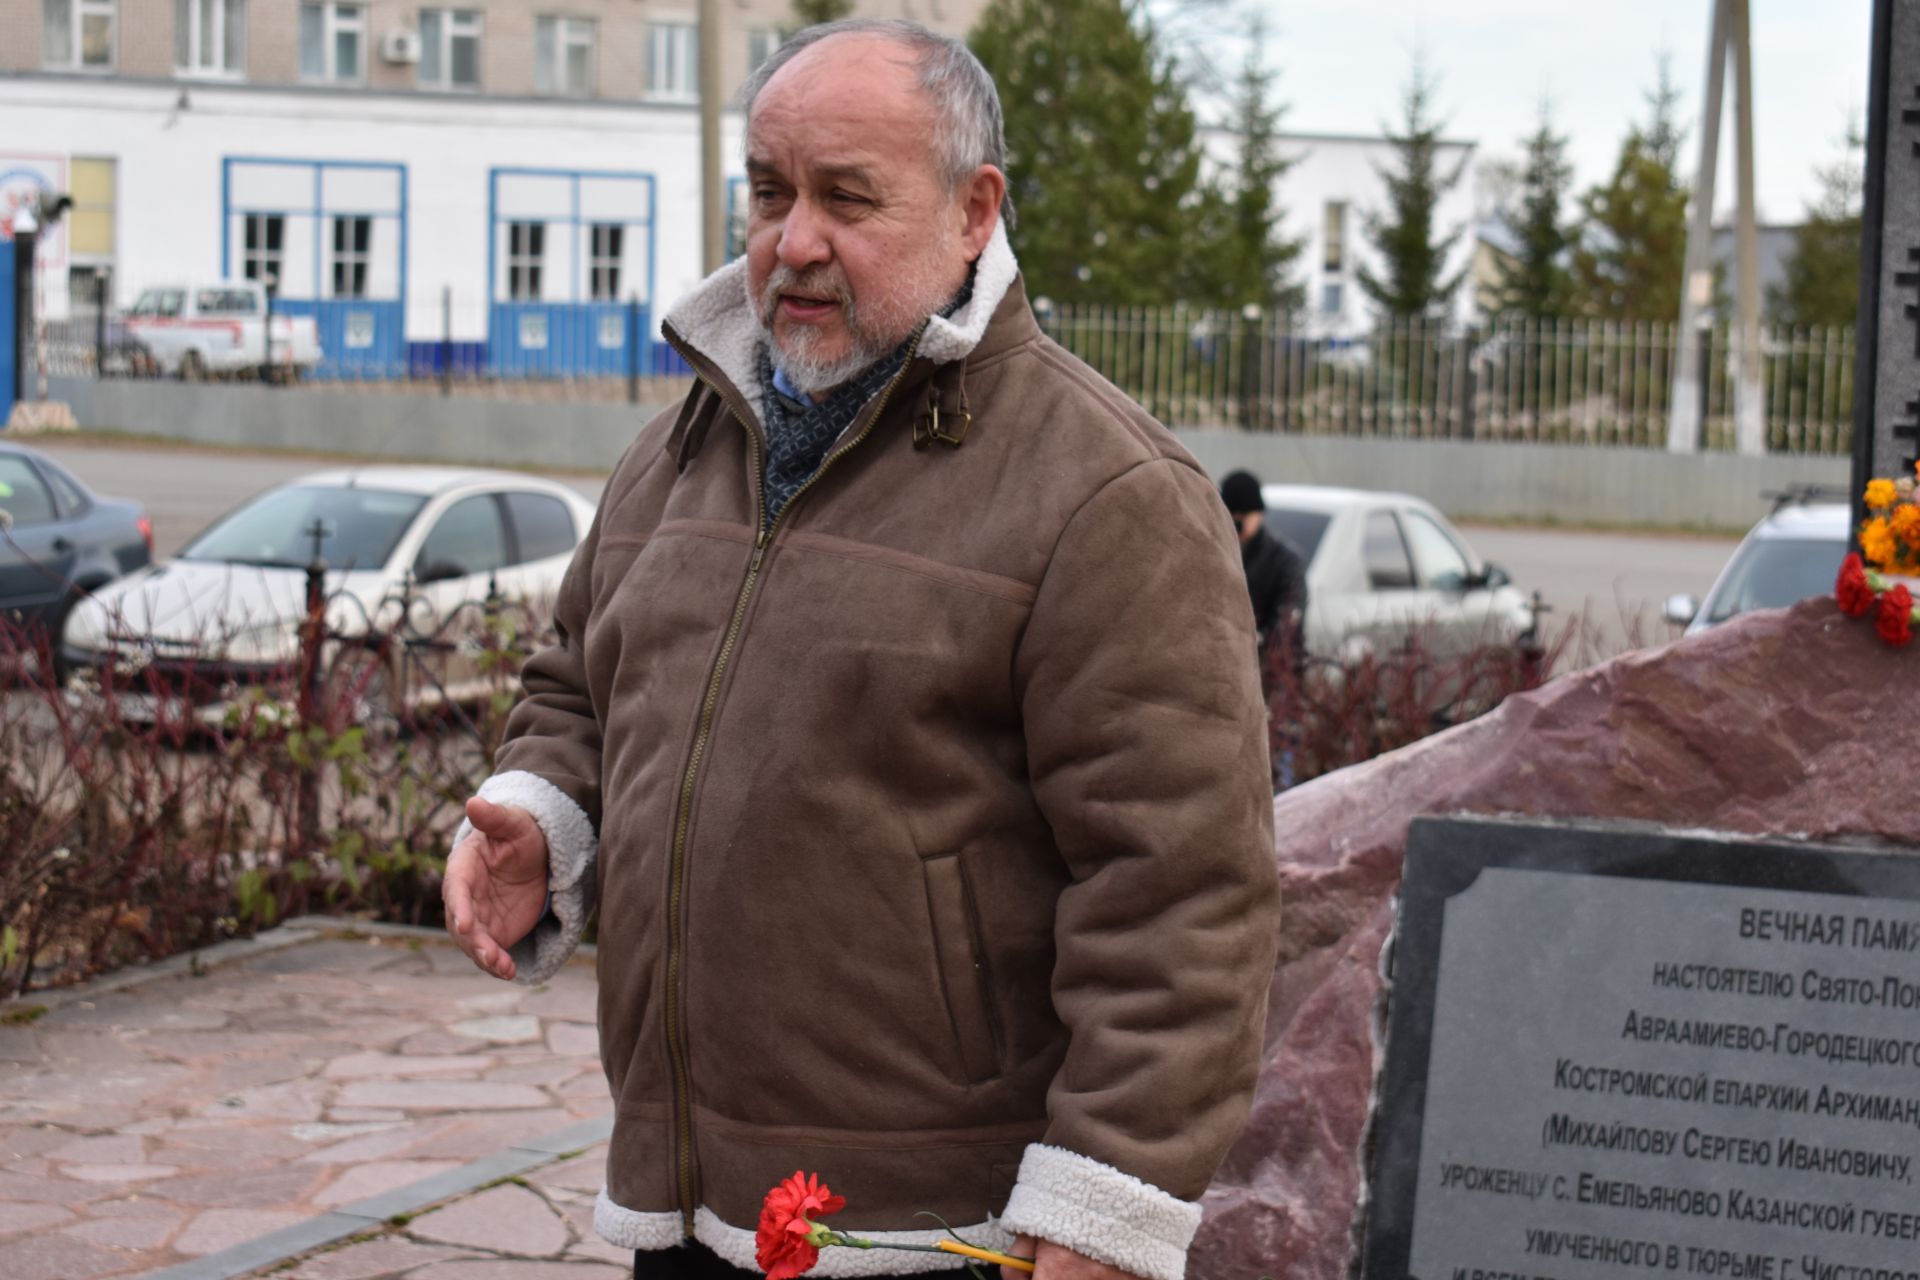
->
[1259,483,1537,662]
[61,467,595,726]
[1666,497,1850,635]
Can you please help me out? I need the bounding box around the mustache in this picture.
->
[760,265,854,314]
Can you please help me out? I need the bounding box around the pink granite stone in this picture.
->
[0,1233,130,1280]
[284,1237,475,1279]
[321,1052,495,1080]
[407,1183,571,1256]
[46,1134,145,1164]
[172,1207,308,1255]
[411,1263,628,1279]
[335,1081,549,1112]
[63,1208,184,1250]
[1191,602,1920,1280]
[312,1159,465,1207]
[0,1202,75,1236]
[545,1023,599,1058]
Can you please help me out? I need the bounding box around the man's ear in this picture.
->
[957,164,1007,261]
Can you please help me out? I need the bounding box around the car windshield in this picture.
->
[1704,537,1847,623]
[1263,508,1333,565]
[179,486,428,571]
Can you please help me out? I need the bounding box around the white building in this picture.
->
[1,0,986,377]
[1199,127,1482,338]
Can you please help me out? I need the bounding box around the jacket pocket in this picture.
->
[922,853,1002,1085]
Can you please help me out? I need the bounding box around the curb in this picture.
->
[134,1114,616,1280]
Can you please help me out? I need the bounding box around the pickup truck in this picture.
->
[123,282,324,382]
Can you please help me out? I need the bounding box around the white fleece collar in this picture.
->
[661,221,1020,419]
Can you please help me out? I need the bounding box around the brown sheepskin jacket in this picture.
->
[470,225,1280,1280]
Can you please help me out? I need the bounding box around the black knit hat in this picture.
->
[1219,470,1264,515]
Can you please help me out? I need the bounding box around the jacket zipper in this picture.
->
[657,322,928,1236]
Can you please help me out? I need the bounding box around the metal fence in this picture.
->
[42,293,1857,454]
[1031,306,1857,455]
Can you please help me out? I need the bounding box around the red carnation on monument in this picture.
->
[755,1171,846,1280]
[1835,553,1876,617]
[1876,583,1914,647]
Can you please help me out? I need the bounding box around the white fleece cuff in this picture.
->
[999,1144,1202,1280]
[595,1192,998,1276]
[453,770,598,985]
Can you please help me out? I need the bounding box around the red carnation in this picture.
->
[1836,553,1876,617]
[755,1171,846,1280]
[1877,583,1915,647]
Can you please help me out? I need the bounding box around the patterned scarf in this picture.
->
[756,282,973,522]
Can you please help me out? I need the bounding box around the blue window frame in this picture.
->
[221,156,408,378]
[485,167,656,378]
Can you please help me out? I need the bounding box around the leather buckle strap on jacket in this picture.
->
[914,361,972,450]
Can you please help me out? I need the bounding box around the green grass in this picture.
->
[1,1005,48,1026]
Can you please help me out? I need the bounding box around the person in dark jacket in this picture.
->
[1218,470,1307,650]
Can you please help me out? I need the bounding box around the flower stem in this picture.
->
[937,1239,1035,1272]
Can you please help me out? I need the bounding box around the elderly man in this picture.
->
[443,19,1278,1280]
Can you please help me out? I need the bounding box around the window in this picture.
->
[1263,509,1330,567]
[588,223,622,302]
[1323,201,1346,274]
[1319,282,1342,316]
[181,485,426,570]
[507,222,544,300]
[43,0,115,69]
[0,457,58,527]
[69,157,115,264]
[299,1,364,83]
[194,287,259,314]
[242,214,285,285]
[415,495,508,582]
[746,26,777,75]
[1363,511,1415,591]
[505,492,576,564]
[647,21,695,100]
[175,0,244,75]
[1400,511,1472,592]
[331,216,371,299]
[534,16,594,96]
[129,288,186,317]
[419,7,479,89]
[42,463,91,518]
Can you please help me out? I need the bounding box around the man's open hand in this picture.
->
[1002,1235,1144,1280]
[443,797,551,981]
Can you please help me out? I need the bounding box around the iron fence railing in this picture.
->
[1030,306,1856,454]
[40,292,1857,453]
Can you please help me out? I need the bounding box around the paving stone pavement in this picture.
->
[0,922,625,1279]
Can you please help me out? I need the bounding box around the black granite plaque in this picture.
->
[1854,0,1920,503]
[1361,816,1920,1280]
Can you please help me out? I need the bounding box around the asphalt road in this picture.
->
[31,437,1740,663]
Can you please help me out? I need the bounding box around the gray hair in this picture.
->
[738,18,1015,228]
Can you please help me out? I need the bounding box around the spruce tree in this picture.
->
[1487,103,1573,322]
[971,0,1210,305]
[1570,62,1689,322]
[1191,16,1303,314]
[1356,62,1469,322]
[1770,130,1863,329]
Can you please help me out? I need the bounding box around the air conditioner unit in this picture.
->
[381,30,422,64]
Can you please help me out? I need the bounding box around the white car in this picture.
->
[1259,483,1537,662]
[123,281,324,381]
[61,468,596,726]
[1666,497,1850,635]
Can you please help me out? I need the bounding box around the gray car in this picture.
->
[0,441,152,646]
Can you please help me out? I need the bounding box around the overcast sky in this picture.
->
[1224,0,1873,223]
